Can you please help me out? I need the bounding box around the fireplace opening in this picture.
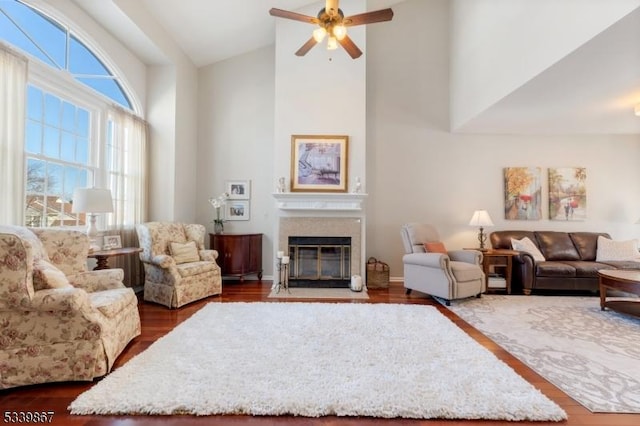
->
[288,236,351,288]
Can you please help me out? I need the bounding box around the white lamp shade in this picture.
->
[71,188,114,213]
[469,210,494,227]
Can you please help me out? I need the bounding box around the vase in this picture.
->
[214,221,224,234]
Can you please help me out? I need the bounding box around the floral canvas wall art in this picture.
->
[504,167,542,220]
[548,167,587,221]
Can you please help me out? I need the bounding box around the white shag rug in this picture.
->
[267,287,369,299]
[447,295,640,413]
[69,302,566,421]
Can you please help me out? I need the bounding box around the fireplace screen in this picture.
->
[288,236,351,287]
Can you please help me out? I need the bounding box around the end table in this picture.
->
[88,247,142,270]
[481,249,518,294]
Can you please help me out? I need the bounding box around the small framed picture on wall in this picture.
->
[226,180,250,200]
[226,200,250,221]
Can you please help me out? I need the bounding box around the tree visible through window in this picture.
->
[25,86,92,227]
[0,0,140,228]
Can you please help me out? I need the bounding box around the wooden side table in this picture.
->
[481,249,518,294]
[88,247,142,270]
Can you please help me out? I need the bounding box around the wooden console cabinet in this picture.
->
[209,233,263,282]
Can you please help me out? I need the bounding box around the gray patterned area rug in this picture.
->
[447,295,640,413]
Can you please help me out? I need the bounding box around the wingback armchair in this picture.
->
[0,225,141,389]
[136,222,222,308]
[401,223,486,305]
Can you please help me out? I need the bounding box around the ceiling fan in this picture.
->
[269,0,393,59]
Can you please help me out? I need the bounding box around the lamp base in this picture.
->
[477,226,488,249]
[86,214,101,252]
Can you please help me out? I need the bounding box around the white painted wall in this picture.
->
[111,0,200,222]
[41,0,640,283]
[450,0,640,131]
[197,46,276,274]
[146,66,177,222]
[172,63,199,221]
[273,0,367,191]
[195,0,640,281]
[368,0,640,278]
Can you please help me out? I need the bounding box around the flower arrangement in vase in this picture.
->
[208,192,229,234]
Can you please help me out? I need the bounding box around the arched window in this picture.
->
[0,0,132,109]
[0,0,146,232]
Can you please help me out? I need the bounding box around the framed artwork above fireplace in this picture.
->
[290,135,349,193]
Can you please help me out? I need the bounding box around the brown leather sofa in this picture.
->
[490,230,640,294]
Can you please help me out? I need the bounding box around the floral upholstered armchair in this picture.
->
[135,222,222,308]
[0,225,141,389]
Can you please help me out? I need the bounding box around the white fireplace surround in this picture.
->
[273,193,367,279]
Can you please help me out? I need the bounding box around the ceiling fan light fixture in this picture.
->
[327,36,338,50]
[313,27,327,42]
[332,24,347,40]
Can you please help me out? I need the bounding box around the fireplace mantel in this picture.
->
[272,193,367,211]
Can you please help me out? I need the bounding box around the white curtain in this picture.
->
[106,107,149,288]
[0,45,27,225]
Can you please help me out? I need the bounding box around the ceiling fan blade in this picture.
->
[295,37,318,56]
[338,35,362,59]
[344,8,393,26]
[269,8,318,24]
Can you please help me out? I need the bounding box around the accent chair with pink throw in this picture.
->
[135,222,222,308]
[0,225,141,389]
[401,223,486,305]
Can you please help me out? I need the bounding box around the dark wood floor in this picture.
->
[1,281,637,426]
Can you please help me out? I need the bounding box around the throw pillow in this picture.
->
[424,241,447,254]
[33,259,72,290]
[511,237,546,262]
[170,241,200,264]
[595,236,640,262]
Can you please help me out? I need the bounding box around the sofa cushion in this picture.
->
[596,236,640,262]
[490,230,536,250]
[424,242,447,254]
[511,237,545,262]
[535,261,576,277]
[598,260,640,270]
[32,259,72,290]
[569,261,614,278]
[176,261,219,278]
[450,261,484,282]
[535,231,580,261]
[170,241,200,264]
[569,232,610,261]
[89,287,137,318]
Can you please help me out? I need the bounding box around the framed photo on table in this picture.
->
[226,200,250,221]
[226,180,250,200]
[103,235,122,250]
[290,135,348,192]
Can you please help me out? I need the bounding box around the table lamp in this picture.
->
[72,187,113,250]
[469,210,494,250]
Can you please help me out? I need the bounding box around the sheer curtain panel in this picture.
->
[106,107,149,288]
[0,45,27,225]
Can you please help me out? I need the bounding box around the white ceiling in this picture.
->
[73,0,402,66]
[71,0,640,134]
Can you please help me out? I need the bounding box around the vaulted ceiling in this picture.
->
[70,0,640,135]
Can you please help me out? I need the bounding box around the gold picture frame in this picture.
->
[290,135,349,193]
